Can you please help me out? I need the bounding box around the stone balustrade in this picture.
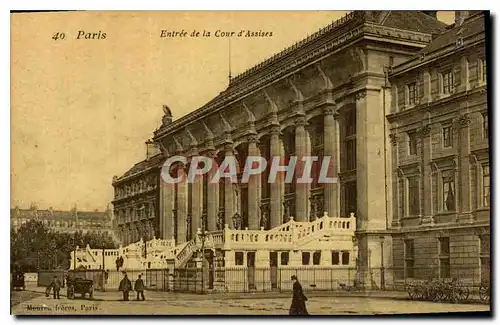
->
[222,212,356,250]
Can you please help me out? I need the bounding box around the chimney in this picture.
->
[455,11,470,26]
[422,11,437,19]
[145,139,160,160]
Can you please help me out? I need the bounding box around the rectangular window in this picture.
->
[443,126,453,148]
[280,252,289,266]
[483,164,490,207]
[341,251,350,265]
[332,251,340,265]
[439,237,450,255]
[408,176,420,216]
[482,59,487,82]
[482,112,488,139]
[404,239,414,278]
[480,235,490,284]
[235,252,244,266]
[408,82,417,105]
[302,252,310,265]
[442,71,454,94]
[438,236,450,279]
[346,139,356,170]
[313,251,321,265]
[440,258,450,278]
[443,175,456,212]
[345,108,356,136]
[408,131,418,155]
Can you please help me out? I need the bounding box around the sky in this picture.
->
[11,11,455,211]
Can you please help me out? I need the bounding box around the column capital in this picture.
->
[269,124,281,136]
[355,90,367,101]
[202,148,217,159]
[247,134,259,144]
[417,124,432,138]
[389,133,398,146]
[224,142,234,154]
[295,115,308,127]
[457,114,471,128]
[323,105,337,116]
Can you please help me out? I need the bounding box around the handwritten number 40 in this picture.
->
[52,32,66,40]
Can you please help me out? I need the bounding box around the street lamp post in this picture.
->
[196,228,208,294]
[380,236,385,291]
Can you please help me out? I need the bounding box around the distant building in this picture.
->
[10,203,115,236]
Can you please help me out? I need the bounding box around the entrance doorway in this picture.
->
[270,252,278,289]
[247,251,256,290]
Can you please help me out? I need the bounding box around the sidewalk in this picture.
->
[29,284,410,302]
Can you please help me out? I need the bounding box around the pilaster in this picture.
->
[418,123,434,225]
[457,114,473,223]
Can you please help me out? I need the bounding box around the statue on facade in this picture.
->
[162,105,173,125]
[259,205,268,229]
[216,211,224,230]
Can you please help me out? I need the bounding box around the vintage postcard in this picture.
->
[10,10,491,316]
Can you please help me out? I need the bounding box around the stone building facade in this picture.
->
[112,151,164,245]
[148,11,448,278]
[386,11,489,284]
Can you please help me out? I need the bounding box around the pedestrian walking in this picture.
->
[289,275,309,315]
[134,274,145,301]
[118,272,132,301]
[49,276,61,299]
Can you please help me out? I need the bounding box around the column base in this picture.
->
[456,213,475,224]
[391,219,401,229]
[419,215,435,226]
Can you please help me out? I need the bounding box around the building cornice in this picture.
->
[390,28,485,77]
[153,21,434,142]
[386,85,487,124]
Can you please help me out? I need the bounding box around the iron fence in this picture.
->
[36,264,490,295]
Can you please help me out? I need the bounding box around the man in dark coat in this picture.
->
[289,275,309,315]
[49,276,62,299]
[134,274,145,301]
[118,273,132,301]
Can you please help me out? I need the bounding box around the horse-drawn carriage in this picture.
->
[11,272,26,291]
[66,277,94,300]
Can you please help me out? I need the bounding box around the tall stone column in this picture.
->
[355,89,386,231]
[161,175,175,240]
[247,135,261,229]
[224,143,236,227]
[323,106,339,218]
[190,156,203,239]
[295,116,308,221]
[176,164,188,244]
[270,125,282,228]
[206,150,219,231]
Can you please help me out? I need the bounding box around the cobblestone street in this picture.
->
[12,289,490,315]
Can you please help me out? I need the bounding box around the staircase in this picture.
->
[221,212,356,251]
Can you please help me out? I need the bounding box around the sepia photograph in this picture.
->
[10,10,491,316]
